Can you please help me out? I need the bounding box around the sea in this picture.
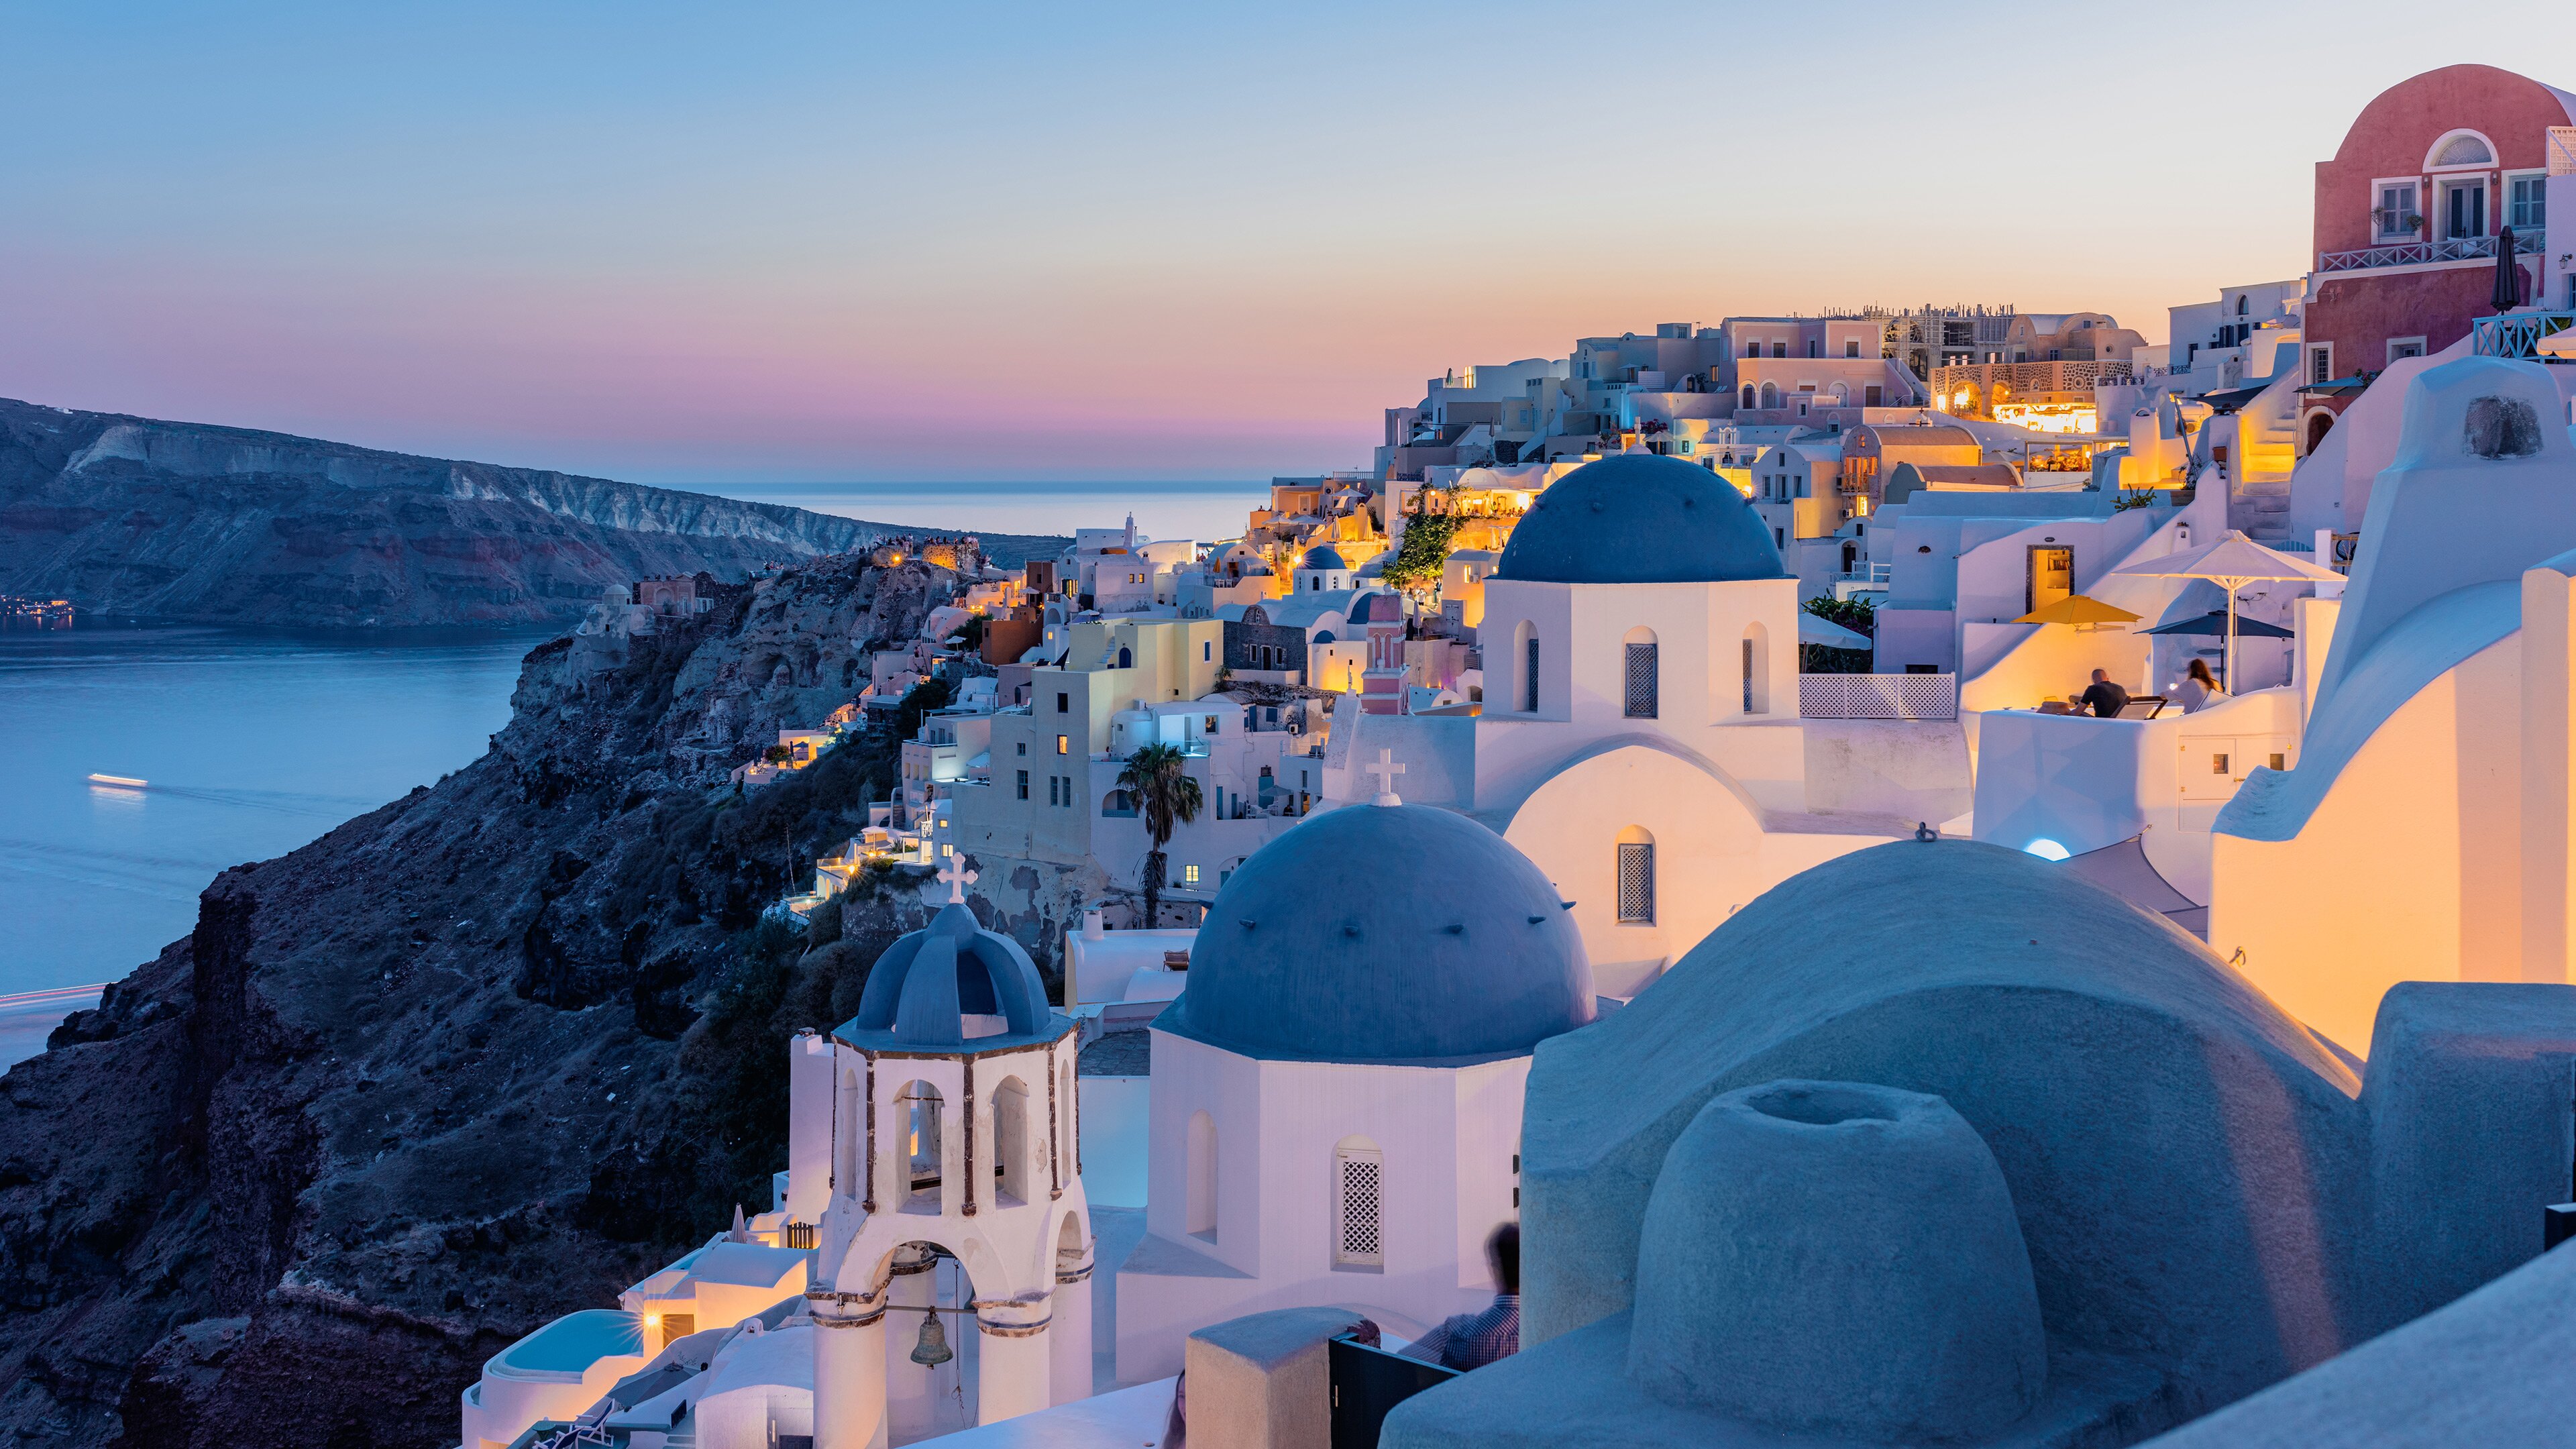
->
[0,481,1265,1067]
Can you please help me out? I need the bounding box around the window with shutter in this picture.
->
[1334,1147,1384,1268]
[1617,843,1655,924]
[1624,643,1659,718]
[1523,636,1540,712]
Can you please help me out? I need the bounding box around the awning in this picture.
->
[2198,384,2271,414]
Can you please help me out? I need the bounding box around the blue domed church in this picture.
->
[1471,451,1917,995]
[1110,788,1595,1381]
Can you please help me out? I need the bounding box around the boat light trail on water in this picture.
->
[84,773,347,818]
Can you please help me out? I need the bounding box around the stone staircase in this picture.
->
[2226,405,2300,541]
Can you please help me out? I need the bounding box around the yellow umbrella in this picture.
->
[2013,594,2142,631]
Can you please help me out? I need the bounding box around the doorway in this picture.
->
[2026,546,2074,616]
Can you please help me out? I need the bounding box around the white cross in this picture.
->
[1365,747,1406,807]
[937,850,979,904]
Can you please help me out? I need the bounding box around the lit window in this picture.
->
[1183,864,1200,884]
[1057,735,1069,755]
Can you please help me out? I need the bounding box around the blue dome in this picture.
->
[1300,545,1350,570]
[1164,804,1594,1063]
[841,903,1065,1050]
[1496,452,1787,584]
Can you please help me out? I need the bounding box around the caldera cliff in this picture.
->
[0,398,1057,626]
[0,550,1104,1447]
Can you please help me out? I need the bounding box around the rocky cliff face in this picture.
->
[0,553,1097,1448]
[0,399,1060,627]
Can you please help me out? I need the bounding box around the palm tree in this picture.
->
[1118,741,1203,928]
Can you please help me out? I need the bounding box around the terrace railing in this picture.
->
[1800,672,1956,721]
[2470,311,2576,358]
[2319,230,2540,274]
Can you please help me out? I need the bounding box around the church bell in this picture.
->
[910,1311,954,1367]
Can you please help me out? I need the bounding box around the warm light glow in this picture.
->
[1992,402,2098,434]
[643,1312,662,1327]
[86,773,147,788]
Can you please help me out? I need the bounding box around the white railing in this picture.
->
[2318,231,2540,273]
[1800,672,1957,721]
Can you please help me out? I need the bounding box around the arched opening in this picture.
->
[1759,381,1781,409]
[1185,1110,1218,1240]
[1828,381,1849,407]
[1102,789,1136,818]
[1739,384,1756,409]
[1616,824,1656,926]
[991,1076,1030,1205]
[1057,1212,1087,1277]
[1062,1061,1078,1171]
[897,1080,945,1214]
[1513,620,1540,714]
[2306,411,2334,455]
[1334,1135,1384,1271]
[837,1067,861,1194]
[2235,294,2249,317]
[1622,625,1660,720]
[1116,645,1132,668]
[1741,621,1771,715]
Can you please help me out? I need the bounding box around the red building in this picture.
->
[2303,64,2574,439]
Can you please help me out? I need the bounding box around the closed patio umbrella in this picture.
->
[2110,530,2341,688]
[2012,594,2141,631]
[2496,225,2521,311]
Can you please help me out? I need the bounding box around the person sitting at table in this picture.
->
[2076,669,2130,718]
[1401,1224,1521,1370]
[2176,658,2224,714]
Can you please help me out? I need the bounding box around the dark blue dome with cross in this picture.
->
[837,863,1070,1051]
[1495,451,1787,584]
[1161,792,1595,1065]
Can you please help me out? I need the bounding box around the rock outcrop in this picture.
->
[0,553,1094,1447]
[0,398,1061,626]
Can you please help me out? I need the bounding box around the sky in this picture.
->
[0,2,2564,484]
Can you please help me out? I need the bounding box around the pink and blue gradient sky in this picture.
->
[0,3,2560,483]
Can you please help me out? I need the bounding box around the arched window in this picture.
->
[1759,381,1781,409]
[1334,1135,1383,1270]
[1102,790,1136,818]
[1186,1111,1218,1240]
[1828,381,1849,407]
[1116,645,1132,668]
[994,1076,1030,1205]
[1622,626,1659,719]
[1741,621,1771,715]
[1617,825,1656,926]
[896,1080,944,1213]
[2235,294,2249,316]
[2427,131,2495,168]
[1739,384,1756,409]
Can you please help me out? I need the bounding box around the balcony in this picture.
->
[2318,230,2540,274]
[2470,311,2576,358]
[1800,672,1956,722]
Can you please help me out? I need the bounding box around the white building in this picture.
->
[794,865,1097,1447]
[1113,792,1595,1381]
[1470,452,1945,994]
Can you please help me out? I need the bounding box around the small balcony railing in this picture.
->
[2470,311,2576,358]
[2319,230,2541,274]
[1799,672,1956,721]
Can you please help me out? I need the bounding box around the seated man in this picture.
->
[1401,1224,1520,1370]
[2076,669,2130,720]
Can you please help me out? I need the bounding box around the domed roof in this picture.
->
[1347,590,1403,625]
[1163,804,1594,1063]
[1495,452,1787,585]
[840,902,1065,1051]
[1299,544,1350,571]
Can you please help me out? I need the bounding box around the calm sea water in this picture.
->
[0,482,1270,1066]
[0,625,547,1063]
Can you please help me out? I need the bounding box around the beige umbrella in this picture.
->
[2110,530,2341,688]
